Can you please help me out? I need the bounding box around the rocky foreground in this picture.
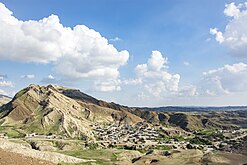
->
[0,149,54,165]
[0,138,92,164]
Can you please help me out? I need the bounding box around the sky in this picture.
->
[0,0,247,107]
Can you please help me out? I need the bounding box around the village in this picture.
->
[0,122,246,154]
[91,122,247,152]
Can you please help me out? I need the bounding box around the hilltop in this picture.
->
[0,84,142,138]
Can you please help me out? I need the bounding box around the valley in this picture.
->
[0,84,246,165]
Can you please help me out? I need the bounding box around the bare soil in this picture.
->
[0,149,54,165]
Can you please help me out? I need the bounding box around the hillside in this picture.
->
[0,84,142,138]
[142,106,247,112]
[0,84,246,139]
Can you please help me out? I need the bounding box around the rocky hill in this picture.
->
[0,84,246,138]
[0,84,142,138]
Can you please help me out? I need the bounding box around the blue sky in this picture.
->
[0,0,247,106]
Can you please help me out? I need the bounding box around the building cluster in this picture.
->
[93,122,160,145]
[92,123,247,152]
[25,133,63,139]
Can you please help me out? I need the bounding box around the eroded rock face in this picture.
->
[0,84,246,139]
[0,84,143,138]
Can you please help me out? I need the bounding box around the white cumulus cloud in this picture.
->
[0,3,129,87]
[210,2,247,56]
[134,51,180,98]
[93,79,121,92]
[210,28,224,43]
[201,63,247,95]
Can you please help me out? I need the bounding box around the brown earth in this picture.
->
[0,84,246,138]
[204,152,247,165]
[0,149,54,165]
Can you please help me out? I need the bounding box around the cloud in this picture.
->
[179,85,198,97]
[48,74,55,80]
[93,79,121,92]
[20,74,35,79]
[41,74,57,84]
[110,37,122,42]
[0,80,14,87]
[183,61,190,66]
[133,51,180,98]
[210,28,224,43]
[0,89,7,95]
[201,63,247,96]
[210,2,247,56]
[224,2,241,17]
[0,3,129,85]
[0,74,7,80]
[0,74,14,88]
[122,79,142,85]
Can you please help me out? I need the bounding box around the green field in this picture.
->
[58,149,118,165]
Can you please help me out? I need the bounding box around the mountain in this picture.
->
[0,84,142,138]
[142,106,247,112]
[0,94,11,106]
[0,84,246,138]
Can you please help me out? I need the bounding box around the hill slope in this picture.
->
[0,84,246,138]
[0,84,142,138]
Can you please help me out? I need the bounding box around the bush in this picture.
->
[29,141,39,150]
[189,137,212,145]
[186,144,193,149]
[146,150,153,155]
[163,151,172,156]
[85,142,98,150]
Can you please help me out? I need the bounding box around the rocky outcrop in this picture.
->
[0,138,92,164]
[0,84,142,138]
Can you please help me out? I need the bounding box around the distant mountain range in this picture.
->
[0,84,246,138]
[141,106,247,112]
[0,94,12,106]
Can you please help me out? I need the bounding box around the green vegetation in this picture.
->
[163,150,172,156]
[196,129,217,136]
[85,142,98,150]
[155,145,173,150]
[190,136,212,145]
[172,135,184,142]
[0,126,25,138]
[195,129,225,142]
[58,149,117,165]
[14,88,27,99]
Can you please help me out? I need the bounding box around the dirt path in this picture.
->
[0,149,54,165]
